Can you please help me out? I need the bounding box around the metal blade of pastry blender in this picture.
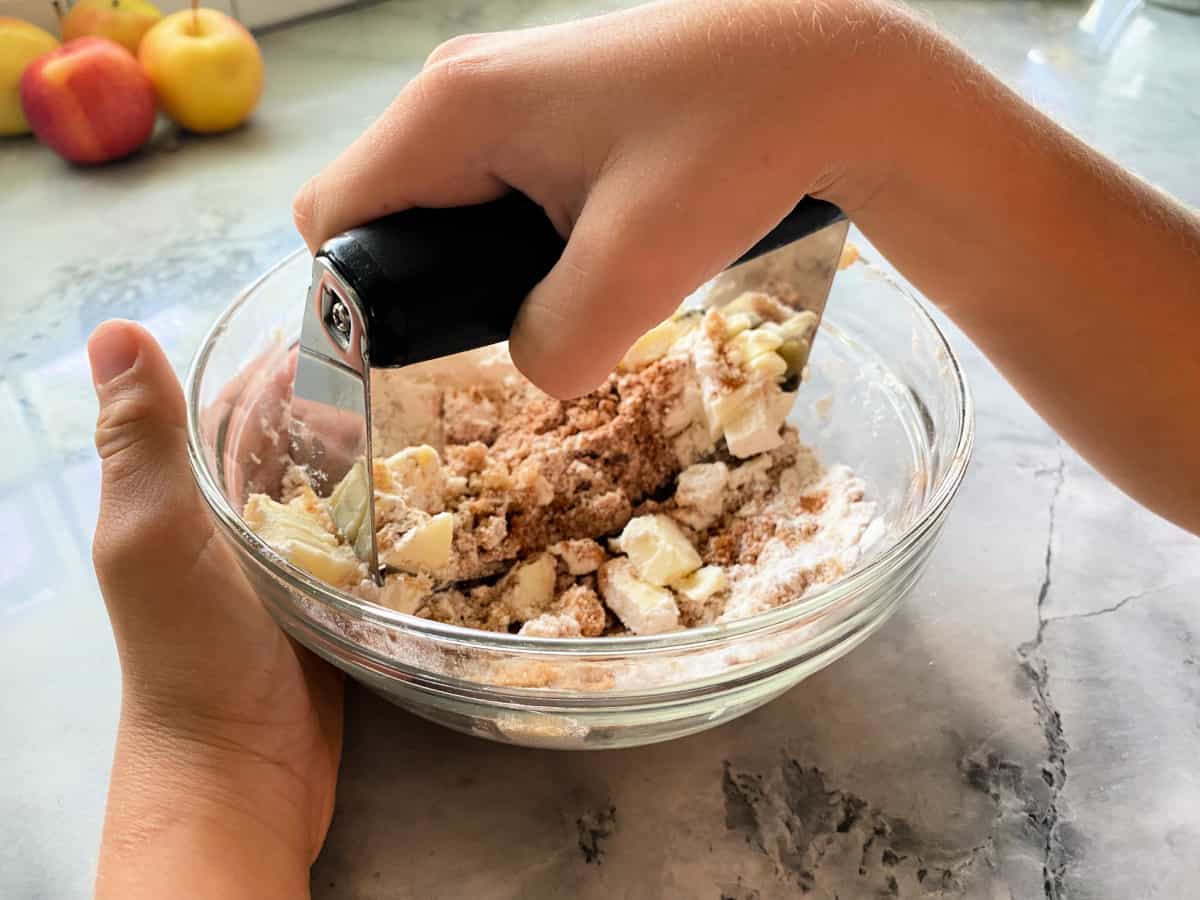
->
[705,215,850,335]
[289,256,381,578]
[288,193,847,586]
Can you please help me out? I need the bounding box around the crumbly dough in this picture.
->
[246,293,879,638]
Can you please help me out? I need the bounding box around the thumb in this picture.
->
[89,321,211,605]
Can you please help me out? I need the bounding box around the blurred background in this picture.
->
[5,0,351,31]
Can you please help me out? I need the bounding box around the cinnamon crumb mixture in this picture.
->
[247,293,881,639]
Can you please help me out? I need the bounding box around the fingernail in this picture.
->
[88,322,141,387]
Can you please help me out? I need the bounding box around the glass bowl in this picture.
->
[185,245,973,750]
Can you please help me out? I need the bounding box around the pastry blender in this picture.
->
[288,193,849,583]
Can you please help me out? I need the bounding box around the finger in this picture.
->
[89,321,214,608]
[292,41,515,252]
[508,166,796,400]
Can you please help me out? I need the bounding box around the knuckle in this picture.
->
[291,179,321,244]
[94,386,185,501]
[94,388,157,463]
[417,45,498,108]
[423,32,487,69]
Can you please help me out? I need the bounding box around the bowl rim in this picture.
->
[185,245,975,658]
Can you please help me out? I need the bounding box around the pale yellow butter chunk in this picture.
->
[674,566,728,604]
[613,513,702,587]
[745,350,788,380]
[720,292,785,324]
[380,511,454,573]
[377,572,435,615]
[598,558,680,635]
[777,311,820,380]
[618,314,697,370]
[500,553,557,620]
[328,459,370,546]
[779,310,819,341]
[380,444,446,513]
[243,494,361,586]
[721,311,755,337]
[703,342,794,456]
[722,387,787,458]
[725,327,783,366]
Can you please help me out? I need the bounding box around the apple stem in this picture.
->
[51,0,65,24]
[192,0,198,32]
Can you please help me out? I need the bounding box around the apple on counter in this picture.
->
[61,0,162,55]
[0,18,59,136]
[8,2,264,163]
[139,7,263,133]
[20,36,156,164]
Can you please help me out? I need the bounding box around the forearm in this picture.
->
[287,0,1200,533]
[97,707,314,900]
[826,7,1200,531]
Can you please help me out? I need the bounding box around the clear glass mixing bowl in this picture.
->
[185,245,973,750]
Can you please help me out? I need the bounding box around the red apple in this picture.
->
[20,36,156,165]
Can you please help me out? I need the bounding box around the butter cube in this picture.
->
[598,558,680,635]
[779,310,819,341]
[674,566,728,604]
[243,493,361,586]
[613,514,702,586]
[381,444,445,513]
[720,292,793,326]
[704,382,753,429]
[328,458,370,547]
[619,315,695,370]
[378,573,435,615]
[722,390,786,458]
[501,553,558,620]
[745,350,788,380]
[380,511,454,573]
[721,311,755,337]
[726,327,783,366]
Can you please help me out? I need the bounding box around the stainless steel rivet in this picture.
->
[329,300,352,337]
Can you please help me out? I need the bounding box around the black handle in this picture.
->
[318,192,844,369]
[733,196,845,267]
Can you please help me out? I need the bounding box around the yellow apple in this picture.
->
[0,18,59,136]
[139,8,262,134]
[62,0,162,56]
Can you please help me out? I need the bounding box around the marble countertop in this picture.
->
[2,1,1198,898]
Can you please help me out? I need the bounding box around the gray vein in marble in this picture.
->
[1044,587,1154,625]
[1001,444,1068,900]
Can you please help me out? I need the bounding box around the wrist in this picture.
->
[792,0,931,213]
[97,702,318,900]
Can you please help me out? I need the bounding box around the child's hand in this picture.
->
[295,0,1200,532]
[89,321,342,900]
[292,0,894,399]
